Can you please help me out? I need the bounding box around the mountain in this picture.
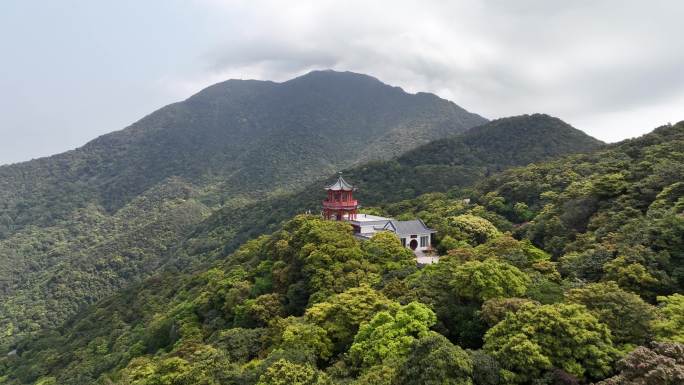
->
[0,70,486,237]
[0,70,488,348]
[2,121,680,385]
[191,114,604,255]
[0,113,600,352]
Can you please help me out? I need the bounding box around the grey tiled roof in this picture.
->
[384,219,436,236]
[325,173,356,191]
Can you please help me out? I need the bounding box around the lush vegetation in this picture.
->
[0,70,485,236]
[0,179,211,350]
[1,121,682,384]
[191,114,603,259]
[0,112,602,350]
[0,70,488,349]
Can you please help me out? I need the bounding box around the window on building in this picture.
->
[401,238,406,247]
[420,235,429,248]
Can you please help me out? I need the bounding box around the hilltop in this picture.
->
[0,70,487,348]
[194,114,604,254]
[0,70,486,237]
[2,121,681,385]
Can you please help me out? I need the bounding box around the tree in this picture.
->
[479,298,538,327]
[565,281,656,346]
[597,342,684,385]
[652,294,684,343]
[216,328,265,362]
[305,286,398,354]
[274,318,333,363]
[257,359,331,385]
[447,215,501,246]
[468,350,501,385]
[452,259,530,302]
[473,235,549,269]
[603,256,658,294]
[393,332,473,385]
[484,303,618,383]
[350,302,436,368]
[362,231,415,269]
[439,235,468,253]
[233,293,285,327]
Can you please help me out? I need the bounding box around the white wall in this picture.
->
[400,233,432,251]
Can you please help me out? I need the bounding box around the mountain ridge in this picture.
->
[0,70,486,237]
[189,113,604,261]
[0,70,489,349]
[2,121,680,385]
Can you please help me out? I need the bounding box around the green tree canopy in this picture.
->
[452,259,530,302]
[652,294,684,343]
[447,214,501,246]
[393,332,473,385]
[257,359,331,385]
[565,281,656,347]
[361,231,416,269]
[350,302,436,369]
[479,297,539,327]
[304,285,398,354]
[484,303,618,383]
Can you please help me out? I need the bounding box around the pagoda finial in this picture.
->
[324,172,356,191]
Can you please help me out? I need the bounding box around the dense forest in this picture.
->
[190,114,603,260]
[0,113,598,351]
[1,121,681,384]
[0,70,485,237]
[0,71,488,350]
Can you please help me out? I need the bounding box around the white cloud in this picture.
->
[189,0,684,142]
[3,1,683,164]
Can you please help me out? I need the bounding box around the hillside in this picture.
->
[1,121,681,385]
[191,114,604,255]
[0,69,486,237]
[0,70,487,348]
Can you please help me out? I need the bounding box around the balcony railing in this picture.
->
[323,200,358,209]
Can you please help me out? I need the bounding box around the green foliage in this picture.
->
[484,303,618,382]
[603,256,659,295]
[565,281,656,346]
[361,231,416,269]
[479,298,539,327]
[394,332,473,385]
[446,215,501,246]
[274,318,333,363]
[350,302,436,368]
[652,294,684,343]
[452,259,530,302]
[257,359,332,385]
[1,119,682,385]
[305,286,397,355]
[0,71,486,349]
[468,350,502,385]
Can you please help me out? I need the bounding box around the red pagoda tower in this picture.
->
[323,173,358,220]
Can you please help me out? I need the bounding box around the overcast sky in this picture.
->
[1,0,683,165]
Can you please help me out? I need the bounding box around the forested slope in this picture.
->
[0,70,487,349]
[5,122,680,385]
[0,70,485,238]
[190,114,603,256]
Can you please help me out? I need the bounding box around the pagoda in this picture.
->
[322,173,358,220]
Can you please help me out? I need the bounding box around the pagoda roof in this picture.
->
[325,173,356,191]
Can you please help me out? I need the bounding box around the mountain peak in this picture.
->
[289,69,383,83]
[464,113,604,146]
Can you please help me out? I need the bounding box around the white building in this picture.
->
[321,174,436,253]
[346,213,436,252]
